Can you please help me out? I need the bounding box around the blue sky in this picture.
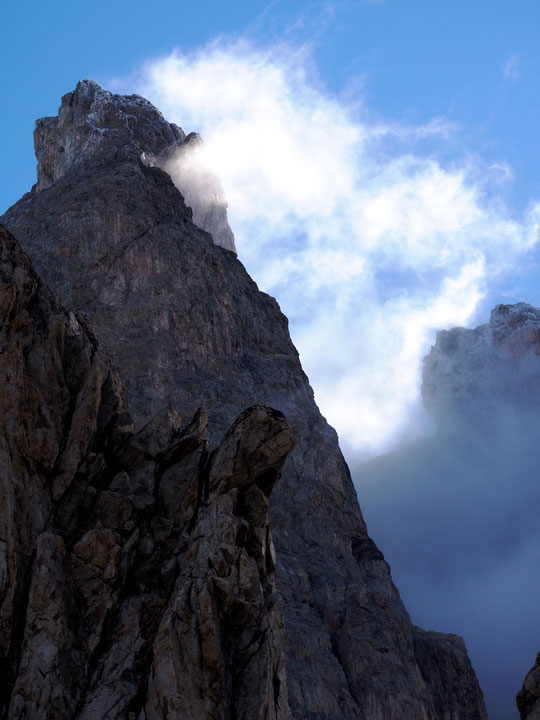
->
[3,3,540,717]
[3,1,540,215]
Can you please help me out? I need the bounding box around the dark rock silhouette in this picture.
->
[0,80,487,719]
[518,653,540,719]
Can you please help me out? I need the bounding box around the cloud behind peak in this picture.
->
[124,40,540,456]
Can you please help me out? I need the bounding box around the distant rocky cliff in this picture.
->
[422,305,540,720]
[0,80,487,719]
[423,302,540,430]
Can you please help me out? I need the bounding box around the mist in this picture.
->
[354,354,540,720]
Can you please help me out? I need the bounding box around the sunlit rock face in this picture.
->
[1,82,487,719]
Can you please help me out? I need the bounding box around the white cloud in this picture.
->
[503,54,520,81]
[127,41,540,458]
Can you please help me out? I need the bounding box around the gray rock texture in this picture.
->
[0,222,292,719]
[423,302,540,431]
[1,81,488,719]
[413,628,489,720]
[0,220,122,716]
[32,79,235,252]
[518,653,540,720]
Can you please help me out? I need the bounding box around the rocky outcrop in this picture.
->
[413,628,488,720]
[32,79,235,252]
[1,81,487,719]
[0,222,124,715]
[423,302,540,431]
[1,222,293,718]
[518,653,540,719]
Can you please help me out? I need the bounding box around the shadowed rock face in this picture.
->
[1,81,487,719]
[0,223,124,716]
[0,223,293,719]
[413,629,489,720]
[518,654,540,719]
[516,653,540,720]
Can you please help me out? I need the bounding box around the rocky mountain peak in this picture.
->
[489,301,540,338]
[422,301,540,430]
[34,79,236,252]
[0,82,487,719]
[34,79,185,190]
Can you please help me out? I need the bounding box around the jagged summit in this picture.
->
[34,79,186,191]
[33,78,236,252]
[423,301,540,429]
[489,301,540,332]
[360,302,540,718]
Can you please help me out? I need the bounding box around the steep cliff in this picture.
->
[0,222,294,719]
[1,80,487,719]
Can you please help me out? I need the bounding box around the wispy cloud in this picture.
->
[503,54,520,81]
[125,41,540,458]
